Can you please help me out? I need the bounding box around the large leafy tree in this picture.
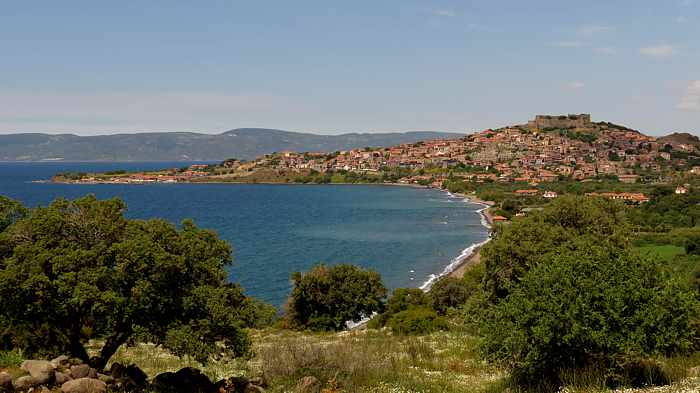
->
[481,242,699,386]
[481,195,629,300]
[0,195,254,368]
[286,264,386,331]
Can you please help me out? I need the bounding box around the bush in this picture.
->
[0,196,26,233]
[387,307,448,335]
[0,350,22,368]
[369,288,430,328]
[429,277,469,315]
[285,264,387,331]
[480,244,699,387]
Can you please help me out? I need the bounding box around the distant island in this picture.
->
[0,129,463,162]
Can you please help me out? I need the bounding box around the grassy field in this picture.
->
[100,328,700,393]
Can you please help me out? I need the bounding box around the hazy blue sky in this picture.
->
[0,1,698,135]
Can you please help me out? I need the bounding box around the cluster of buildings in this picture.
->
[239,115,693,184]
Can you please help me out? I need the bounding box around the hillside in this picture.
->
[0,129,463,162]
[658,132,700,148]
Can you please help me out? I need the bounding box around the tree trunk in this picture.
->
[68,335,90,364]
[92,331,130,370]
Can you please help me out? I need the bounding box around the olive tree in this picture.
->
[285,263,386,331]
[0,195,258,368]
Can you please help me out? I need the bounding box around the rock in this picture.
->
[123,364,148,388]
[245,385,266,393]
[249,376,267,387]
[68,358,83,366]
[56,371,72,384]
[96,374,113,384]
[87,368,97,379]
[69,364,90,379]
[12,375,39,391]
[294,376,319,393]
[152,367,214,393]
[21,360,55,385]
[60,378,107,393]
[51,355,70,369]
[108,363,125,379]
[0,372,12,392]
[689,366,700,377]
[40,387,51,393]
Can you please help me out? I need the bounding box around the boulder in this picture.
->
[21,360,55,385]
[68,358,84,366]
[70,364,90,379]
[294,376,320,393]
[123,364,148,388]
[152,367,214,393]
[245,385,266,393]
[249,376,267,388]
[51,355,70,370]
[12,375,39,391]
[39,387,51,393]
[61,378,107,393]
[108,363,125,379]
[55,371,72,384]
[0,372,12,392]
[96,373,113,384]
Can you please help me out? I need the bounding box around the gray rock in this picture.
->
[61,378,107,393]
[13,375,39,391]
[249,375,267,387]
[51,355,70,369]
[245,385,266,393]
[56,371,72,384]
[96,374,113,384]
[20,360,55,385]
[69,364,90,379]
[0,372,12,392]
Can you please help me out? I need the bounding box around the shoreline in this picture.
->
[418,191,494,290]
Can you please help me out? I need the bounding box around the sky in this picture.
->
[0,1,698,136]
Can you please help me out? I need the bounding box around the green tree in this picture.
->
[482,195,629,300]
[481,243,698,387]
[429,277,469,315]
[0,195,258,368]
[286,264,387,331]
[0,196,26,233]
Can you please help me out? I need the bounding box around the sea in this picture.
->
[0,162,490,308]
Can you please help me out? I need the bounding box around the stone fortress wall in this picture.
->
[527,114,591,131]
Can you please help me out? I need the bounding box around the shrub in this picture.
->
[480,244,699,387]
[0,350,22,368]
[0,196,26,233]
[387,307,448,335]
[369,288,430,328]
[429,277,469,315]
[286,264,387,331]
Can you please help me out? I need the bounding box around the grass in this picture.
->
[105,328,700,393]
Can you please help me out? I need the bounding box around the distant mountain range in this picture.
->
[0,129,464,162]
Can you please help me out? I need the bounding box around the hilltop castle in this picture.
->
[527,114,591,131]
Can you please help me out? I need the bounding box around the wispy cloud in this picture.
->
[639,44,676,58]
[577,24,611,37]
[566,81,586,89]
[432,9,456,17]
[677,80,700,111]
[594,46,617,55]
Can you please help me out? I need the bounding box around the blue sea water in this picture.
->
[0,162,489,307]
